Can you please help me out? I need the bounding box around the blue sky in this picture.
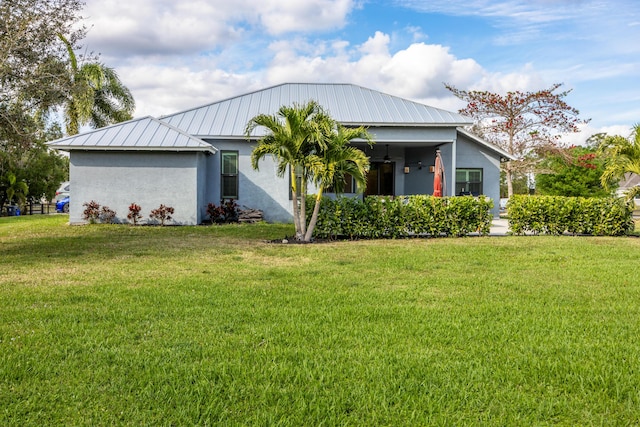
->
[81,0,640,143]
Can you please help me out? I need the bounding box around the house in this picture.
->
[48,83,514,225]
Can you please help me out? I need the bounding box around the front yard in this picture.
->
[1,215,640,425]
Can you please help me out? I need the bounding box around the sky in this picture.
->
[79,0,640,144]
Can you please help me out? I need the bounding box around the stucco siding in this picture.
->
[456,134,502,216]
[204,140,295,223]
[69,151,202,225]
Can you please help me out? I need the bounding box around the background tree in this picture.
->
[598,124,640,201]
[1,0,84,135]
[1,0,83,210]
[446,83,588,197]
[58,34,135,135]
[535,144,608,197]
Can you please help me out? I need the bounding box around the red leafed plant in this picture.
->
[149,204,175,226]
[127,203,142,225]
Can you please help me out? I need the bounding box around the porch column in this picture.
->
[450,137,457,197]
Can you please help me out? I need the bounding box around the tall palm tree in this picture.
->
[247,101,329,240]
[58,34,135,135]
[599,124,640,200]
[304,123,373,241]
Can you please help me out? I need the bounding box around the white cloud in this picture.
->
[82,0,357,59]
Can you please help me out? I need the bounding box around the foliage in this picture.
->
[57,34,135,135]
[3,216,640,425]
[149,204,175,226]
[82,200,101,224]
[500,169,530,197]
[127,203,142,225]
[248,101,372,242]
[304,123,373,241]
[446,83,588,197]
[309,195,493,239]
[99,206,117,224]
[206,199,239,224]
[0,0,85,130]
[0,113,68,211]
[535,145,608,197]
[507,195,634,236]
[0,172,28,209]
[598,124,640,201]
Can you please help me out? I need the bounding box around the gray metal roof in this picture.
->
[161,83,472,138]
[47,116,217,153]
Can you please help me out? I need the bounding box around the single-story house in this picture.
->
[48,83,514,225]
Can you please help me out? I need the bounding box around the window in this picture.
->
[221,151,238,199]
[456,168,483,196]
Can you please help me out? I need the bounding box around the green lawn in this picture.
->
[2,215,640,426]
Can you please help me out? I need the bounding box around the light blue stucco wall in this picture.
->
[69,151,205,225]
[456,134,502,216]
[204,140,295,223]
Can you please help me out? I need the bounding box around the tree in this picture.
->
[304,123,373,241]
[248,101,329,240]
[1,0,82,210]
[247,102,373,242]
[1,172,28,208]
[445,83,588,197]
[58,34,135,135]
[535,145,608,197]
[1,0,84,134]
[598,124,640,201]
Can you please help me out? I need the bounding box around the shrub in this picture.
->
[308,195,493,239]
[507,195,634,236]
[82,201,101,224]
[206,199,239,224]
[149,204,175,226]
[127,203,142,225]
[99,206,117,224]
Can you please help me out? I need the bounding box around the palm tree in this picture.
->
[304,123,373,241]
[58,34,135,135]
[599,124,640,201]
[2,172,28,209]
[247,101,329,240]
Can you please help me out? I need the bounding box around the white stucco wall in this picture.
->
[69,151,205,225]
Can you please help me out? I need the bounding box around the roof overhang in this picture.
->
[456,128,516,162]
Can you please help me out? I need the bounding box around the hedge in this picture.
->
[507,195,635,236]
[307,195,493,239]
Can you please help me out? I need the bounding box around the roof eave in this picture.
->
[456,128,516,161]
[49,145,217,154]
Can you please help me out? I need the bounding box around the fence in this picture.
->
[2,202,58,216]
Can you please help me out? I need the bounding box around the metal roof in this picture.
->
[161,83,472,138]
[47,116,217,153]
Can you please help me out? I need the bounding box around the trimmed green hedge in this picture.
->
[307,195,493,239]
[507,195,635,236]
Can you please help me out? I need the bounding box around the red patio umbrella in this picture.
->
[433,149,445,197]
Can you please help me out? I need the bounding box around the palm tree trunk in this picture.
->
[304,188,324,242]
[290,168,303,240]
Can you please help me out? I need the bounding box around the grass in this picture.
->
[2,215,640,425]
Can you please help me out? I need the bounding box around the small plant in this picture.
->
[149,204,175,226]
[127,203,142,225]
[206,199,239,224]
[82,201,101,224]
[100,206,117,224]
